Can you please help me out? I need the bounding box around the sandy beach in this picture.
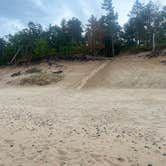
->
[0,54,166,166]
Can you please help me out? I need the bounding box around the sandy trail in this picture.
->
[0,54,166,166]
[76,61,110,90]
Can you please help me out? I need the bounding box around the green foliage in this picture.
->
[124,0,166,49]
[67,17,83,43]
[0,38,6,55]
[0,38,6,64]
[101,0,121,56]
[0,0,165,65]
[34,39,49,60]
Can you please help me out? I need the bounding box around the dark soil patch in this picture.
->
[52,70,63,74]
[25,68,42,74]
[20,73,63,86]
[161,60,166,65]
[11,71,21,77]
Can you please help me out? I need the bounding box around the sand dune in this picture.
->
[0,53,166,166]
[81,54,166,89]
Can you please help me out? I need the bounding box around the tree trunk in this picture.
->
[152,33,156,52]
[112,35,115,56]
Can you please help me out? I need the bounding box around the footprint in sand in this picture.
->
[57,149,70,162]
[57,149,68,156]
[117,157,125,162]
[91,153,102,162]
[4,139,15,147]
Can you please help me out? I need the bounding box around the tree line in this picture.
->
[0,0,165,65]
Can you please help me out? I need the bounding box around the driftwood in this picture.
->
[9,48,20,64]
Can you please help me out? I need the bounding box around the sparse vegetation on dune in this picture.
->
[20,72,63,86]
[7,65,64,87]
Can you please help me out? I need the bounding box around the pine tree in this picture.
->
[86,15,105,55]
[129,0,144,45]
[0,38,6,56]
[102,0,120,56]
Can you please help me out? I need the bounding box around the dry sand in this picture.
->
[0,53,166,166]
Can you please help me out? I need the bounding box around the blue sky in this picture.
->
[0,0,165,37]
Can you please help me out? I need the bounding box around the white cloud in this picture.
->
[28,0,75,25]
[30,0,48,13]
[54,5,75,25]
[0,0,165,37]
[79,0,94,18]
[0,17,25,37]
